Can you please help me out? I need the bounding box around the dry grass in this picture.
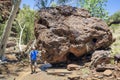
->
[110,24,120,56]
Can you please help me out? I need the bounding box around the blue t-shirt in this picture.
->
[30,50,38,60]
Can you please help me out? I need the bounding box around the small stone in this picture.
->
[81,74,89,79]
[67,64,80,71]
[92,72,96,75]
[0,75,5,78]
[87,78,92,80]
[68,75,80,80]
[96,65,106,72]
[94,74,103,79]
[47,69,72,75]
[84,63,89,67]
[117,77,120,80]
[57,73,65,76]
[94,74,99,78]
[103,70,112,76]
[97,75,103,79]
[92,78,100,80]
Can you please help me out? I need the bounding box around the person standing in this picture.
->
[29,47,38,74]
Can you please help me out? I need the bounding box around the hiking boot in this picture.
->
[31,71,34,74]
[34,71,38,74]
[31,72,33,74]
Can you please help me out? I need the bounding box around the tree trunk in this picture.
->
[17,21,25,52]
[0,0,21,59]
[19,25,25,52]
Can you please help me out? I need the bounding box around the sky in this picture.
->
[20,0,120,16]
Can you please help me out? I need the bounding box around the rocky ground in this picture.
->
[0,61,120,80]
[0,2,119,80]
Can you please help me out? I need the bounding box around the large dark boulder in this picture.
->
[34,6,114,63]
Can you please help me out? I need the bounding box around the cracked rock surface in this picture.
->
[34,6,114,63]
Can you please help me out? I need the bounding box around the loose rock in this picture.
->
[68,75,80,80]
[67,64,80,71]
[103,70,112,76]
[117,77,120,80]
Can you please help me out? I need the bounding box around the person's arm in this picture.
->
[37,50,39,56]
[29,51,31,62]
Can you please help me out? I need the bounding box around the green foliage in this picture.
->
[50,2,57,7]
[16,4,36,44]
[34,0,72,8]
[34,0,108,19]
[79,0,108,19]
[110,11,120,22]
[57,0,70,5]
[107,11,120,26]
[81,67,90,75]
[110,24,120,56]
[34,0,53,8]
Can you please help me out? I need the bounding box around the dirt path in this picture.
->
[15,66,67,80]
[2,63,120,80]
[0,63,67,80]
[15,65,46,80]
[15,67,31,80]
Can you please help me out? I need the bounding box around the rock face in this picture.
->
[0,0,12,23]
[90,50,111,68]
[0,0,17,53]
[114,53,120,64]
[34,6,114,63]
[0,0,19,61]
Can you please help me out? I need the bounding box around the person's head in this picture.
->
[31,47,35,50]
